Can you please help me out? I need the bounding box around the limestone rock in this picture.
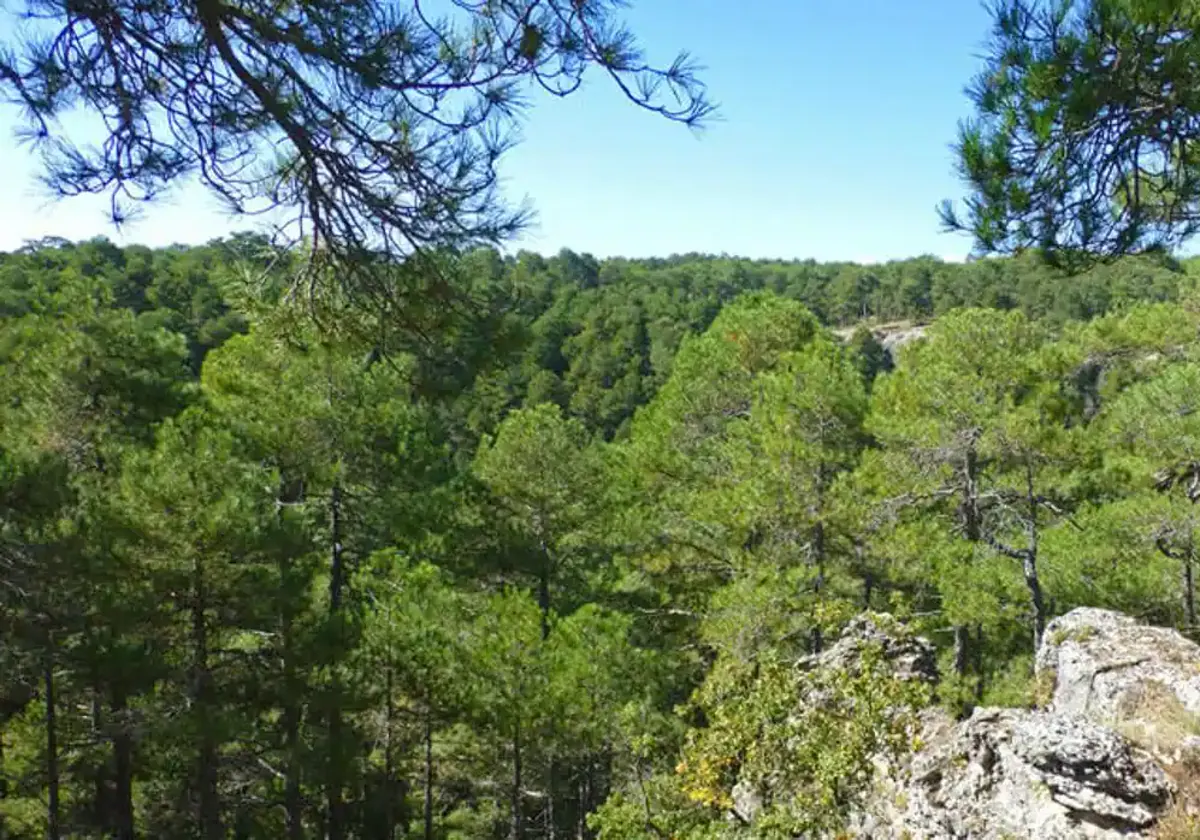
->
[1036,607,1200,760]
[855,707,1174,839]
[798,612,939,686]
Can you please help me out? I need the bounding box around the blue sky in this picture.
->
[0,1,995,262]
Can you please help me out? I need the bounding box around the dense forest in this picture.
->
[3,235,1200,838]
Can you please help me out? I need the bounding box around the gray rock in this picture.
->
[844,609,1200,838]
[1036,607,1200,759]
[797,612,939,687]
[730,778,762,824]
[855,707,1174,839]
[879,324,927,356]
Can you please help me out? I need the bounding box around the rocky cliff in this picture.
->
[833,609,1200,839]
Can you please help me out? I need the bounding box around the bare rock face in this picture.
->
[856,707,1174,839]
[843,607,1200,839]
[1036,607,1200,763]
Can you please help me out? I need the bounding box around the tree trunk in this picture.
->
[193,558,222,840]
[511,720,524,840]
[547,760,556,840]
[329,483,345,614]
[576,760,589,840]
[955,443,982,679]
[276,478,305,840]
[1024,464,1047,652]
[973,624,986,702]
[963,446,981,542]
[953,625,970,678]
[1025,550,1047,652]
[1,727,7,837]
[283,661,304,840]
[327,481,347,840]
[810,516,826,654]
[92,679,110,834]
[1186,535,1197,633]
[538,541,552,642]
[859,538,874,609]
[423,705,434,840]
[112,688,135,840]
[44,654,61,840]
[382,662,396,840]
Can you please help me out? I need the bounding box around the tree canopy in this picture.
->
[942,0,1200,262]
[0,0,713,303]
[5,235,1200,838]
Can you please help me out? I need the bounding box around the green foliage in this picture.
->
[943,0,1200,260]
[10,234,1200,838]
[592,637,930,840]
[0,0,712,301]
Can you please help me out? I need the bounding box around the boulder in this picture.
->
[855,707,1174,839]
[1036,607,1200,761]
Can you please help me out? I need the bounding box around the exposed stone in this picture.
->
[854,707,1174,839]
[797,612,939,687]
[730,778,762,824]
[1036,607,1200,760]
[713,609,1200,837]
[843,608,1200,838]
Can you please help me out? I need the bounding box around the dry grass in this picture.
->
[1129,686,1200,838]
[1157,804,1200,840]
[1114,680,1200,759]
[1030,668,1056,710]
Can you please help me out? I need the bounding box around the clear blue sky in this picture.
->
[0,1,995,262]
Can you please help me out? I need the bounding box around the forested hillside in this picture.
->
[3,236,1200,838]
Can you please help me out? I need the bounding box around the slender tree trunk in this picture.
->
[1186,534,1197,633]
[382,662,396,840]
[276,479,305,840]
[538,541,552,642]
[193,558,222,840]
[92,678,110,834]
[547,759,556,840]
[1155,536,1196,634]
[973,624,986,702]
[1025,551,1047,652]
[536,539,556,839]
[44,654,60,840]
[857,538,874,609]
[963,446,981,543]
[576,759,590,840]
[810,516,826,654]
[955,444,982,679]
[1023,464,1047,652]
[511,720,524,840]
[112,687,135,840]
[327,481,347,840]
[283,645,304,840]
[953,626,970,678]
[423,705,434,840]
[329,483,345,613]
[1,726,7,838]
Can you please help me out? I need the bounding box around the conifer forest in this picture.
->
[4,1,1200,838]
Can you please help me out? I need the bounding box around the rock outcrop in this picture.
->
[842,607,1200,839]
[797,612,939,685]
[856,708,1174,839]
[1037,607,1200,763]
